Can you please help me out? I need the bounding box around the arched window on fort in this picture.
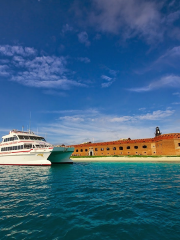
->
[134,146,138,149]
[107,147,110,151]
[101,148,104,151]
[80,149,83,152]
[95,148,98,151]
[127,146,130,149]
[119,147,123,150]
[142,145,147,148]
[178,143,180,146]
[113,147,116,150]
[85,149,88,152]
[76,149,78,152]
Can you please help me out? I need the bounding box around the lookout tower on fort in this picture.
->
[155,127,162,137]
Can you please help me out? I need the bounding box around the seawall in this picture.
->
[71,156,180,162]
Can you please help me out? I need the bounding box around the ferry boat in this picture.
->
[0,130,74,166]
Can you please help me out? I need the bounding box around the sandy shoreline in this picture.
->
[71,157,180,162]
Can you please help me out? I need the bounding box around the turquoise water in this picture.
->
[0,162,180,240]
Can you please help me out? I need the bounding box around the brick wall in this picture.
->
[71,133,180,156]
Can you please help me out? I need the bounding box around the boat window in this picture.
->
[24,144,32,149]
[18,136,23,139]
[18,135,30,140]
[18,146,21,150]
[21,145,23,149]
[14,136,18,140]
[40,138,46,141]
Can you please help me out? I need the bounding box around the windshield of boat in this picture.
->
[18,135,46,141]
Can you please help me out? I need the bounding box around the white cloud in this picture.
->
[138,110,174,120]
[0,45,36,57]
[172,102,180,105]
[0,65,10,77]
[137,46,180,74]
[101,75,112,81]
[59,116,84,122]
[73,0,180,44]
[166,10,180,24]
[78,32,91,46]
[129,75,180,92]
[77,57,91,63]
[101,81,113,88]
[109,110,174,122]
[38,108,175,144]
[62,24,73,33]
[12,78,86,89]
[139,108,146,111]
[88,0,163,43]
[101,74,115,88]
[173,92,180,96]
[0,45,88,90]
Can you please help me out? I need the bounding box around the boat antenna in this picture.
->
[29,112,31,133]
[22,126,24,132]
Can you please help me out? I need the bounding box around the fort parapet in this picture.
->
[70,133,180,157]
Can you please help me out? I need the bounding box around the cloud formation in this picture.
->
[0,45,36,57]
[0,65,9,77]
[74,0,180,44]
[0,45,87,90]
[40,108,175,144]
[88,0,162,43]
[77,57,91,63]
[101,68,117,88]
[129,75,180,92]
[78,32,91,46]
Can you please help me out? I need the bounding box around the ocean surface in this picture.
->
[0,162,180,240]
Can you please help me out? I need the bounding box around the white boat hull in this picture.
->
[0,151,52,166]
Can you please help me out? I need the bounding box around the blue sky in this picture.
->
[0,0,180,144]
